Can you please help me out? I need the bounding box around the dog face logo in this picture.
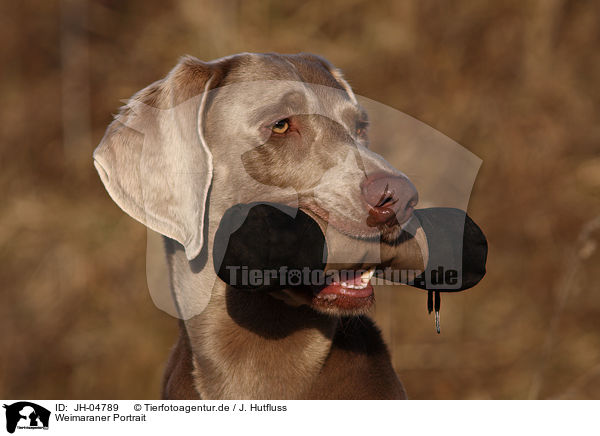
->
[3,402,50,434]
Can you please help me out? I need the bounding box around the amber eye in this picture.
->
[356,121,368,137]
[272,119,290,134]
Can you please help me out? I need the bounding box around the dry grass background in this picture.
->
[1,0,600,399]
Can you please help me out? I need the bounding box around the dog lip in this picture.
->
[367,206,399,227]
[314,268,375,299]
[311,284,374,312]
[299,202,382,239]
[316,281,374,299]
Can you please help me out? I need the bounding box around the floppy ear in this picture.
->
[94,56,221,260]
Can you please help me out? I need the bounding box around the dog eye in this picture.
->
[272,119,290,134]
[355,121,368,137]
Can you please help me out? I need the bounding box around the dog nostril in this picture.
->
[374,184,399,208]
[362,174,418,227]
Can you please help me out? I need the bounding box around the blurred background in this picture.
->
[1,0,600,399]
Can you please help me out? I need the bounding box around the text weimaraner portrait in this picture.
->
[94,52,487,399]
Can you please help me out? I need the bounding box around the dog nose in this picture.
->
[362,174,418,227]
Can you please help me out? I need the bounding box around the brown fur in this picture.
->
[162,280,406,399]
[96,53,415,400]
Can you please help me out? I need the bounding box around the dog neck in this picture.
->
[188,286,338,399]
[164,238,338,399]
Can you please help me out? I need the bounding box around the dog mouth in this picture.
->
[311,267,376,313]
[299,201,405,245]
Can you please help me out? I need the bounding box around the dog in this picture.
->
[94,52,434,399]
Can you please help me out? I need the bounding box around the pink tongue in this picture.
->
[317,282,373,298]
[316,272,373,298]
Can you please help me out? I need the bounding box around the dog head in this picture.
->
[94,53,426,317]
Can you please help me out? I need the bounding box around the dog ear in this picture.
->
[93,56,224,260]
[297,53,358,104]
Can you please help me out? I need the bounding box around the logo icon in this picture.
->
[3,402,50,434]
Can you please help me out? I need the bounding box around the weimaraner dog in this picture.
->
[94,53,483,399]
